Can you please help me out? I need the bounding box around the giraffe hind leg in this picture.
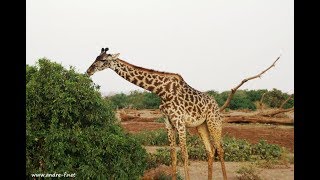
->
[207,121,228,180]
[196,123,214,180]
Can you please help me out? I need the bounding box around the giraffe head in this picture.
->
[86,47,120,76]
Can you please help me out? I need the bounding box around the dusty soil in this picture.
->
[142,146,294,180]
[222,124,294,152]
[117,109,294,180]
[142,157,294,179]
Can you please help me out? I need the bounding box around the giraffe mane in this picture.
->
[118,59,184,80]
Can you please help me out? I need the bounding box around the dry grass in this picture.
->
[236,163,262,180]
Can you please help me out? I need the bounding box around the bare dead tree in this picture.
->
[220,55,281,112]
[224,115,293,125]
[279,94,293,109]
[258,94,294,117]
[259,92,267,111]
[261,107,294,117]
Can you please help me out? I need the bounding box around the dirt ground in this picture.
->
[142,145,294,180]
[143,161,294,180]
[117,109,294,180]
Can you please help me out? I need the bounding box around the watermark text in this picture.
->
[31,172,76,178]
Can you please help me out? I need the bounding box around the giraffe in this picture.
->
[86,48,228,180]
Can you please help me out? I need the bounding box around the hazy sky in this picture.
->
[26,0,293,95]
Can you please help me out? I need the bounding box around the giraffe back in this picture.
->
[160,80,222,128]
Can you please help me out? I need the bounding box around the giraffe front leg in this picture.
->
[176,121,190,180]
[164,118,177,180]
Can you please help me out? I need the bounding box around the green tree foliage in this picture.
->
[141,92,162,109]
[106,87,293,111]
[205,89,293,110]
[246,89,268,102]
[139,130,284,165]
[218,90,257,110]
[264,88,294,109]
[108,93,129,109]
[205,90,225,107]
[106,90,161,109]
[283,95,294,109]
[127,90,147,109]
[26,58,147,179]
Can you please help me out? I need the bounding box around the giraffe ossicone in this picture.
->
[86,48,228,180]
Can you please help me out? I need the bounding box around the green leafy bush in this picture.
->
[206,89,293,110]
[246,89,268,102]
[156,171,183,180]
[205,90,225,107]
[106,90,161,109]
[107,88,293,110]
[26,58,147,179]
[108,93,129,109]
[223,136,252,161]
[236,164,262,180]
[219,90,257,110]
[224,136,283,162]
[148,148,173,167]
[251,140,283,160]
[264,88,294,109]
[135,130,284,162]
[133,129,169,146]
[155,117,166,123]
[141,92,162,109]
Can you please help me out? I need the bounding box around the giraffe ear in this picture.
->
[111,53,120,59]
[101,48,105,53]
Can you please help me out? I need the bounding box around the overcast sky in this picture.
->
[26,0,293,95]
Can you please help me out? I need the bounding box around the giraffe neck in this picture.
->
[110,59,184,99]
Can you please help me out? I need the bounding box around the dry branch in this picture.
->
[224,115,293,125]
[259,107,294,117]
[222,107,294,125]
[259,92,267,111]
[279,94,293,109]
[220,55,281,112]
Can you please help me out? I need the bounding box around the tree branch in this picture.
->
[259,92,267,111]
[224,116,293,125]
[279,94,293,109]
[259,107,294,117]
[220,55,281,112]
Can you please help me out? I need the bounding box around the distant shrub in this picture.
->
[206,89,293,110]
[224,136,283,162]
[251,140,283,160]
[223,136,253,161]
[156,171,183,180]
[108,88,293,110]
[205,90,225,107]
[236,164,262,180]
[246,89,268,102]
[133,129,169,146]
[107,93,129,109]
[264,88,294,109]
[155,117,166,123]
[255,148,293,169]
[148,148,173,167]
[135,130,285,162]
[106,90,161,109]
[142,92,162,109]
[219,90,256,110]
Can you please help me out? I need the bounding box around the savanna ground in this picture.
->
[117,109,294,180]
